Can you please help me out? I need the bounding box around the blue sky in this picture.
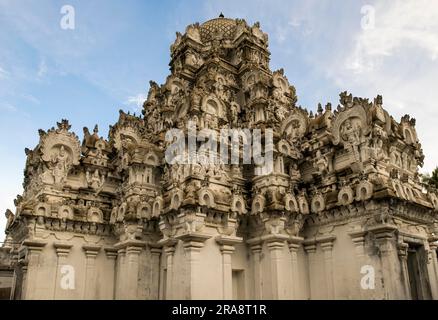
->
[1,0,438,238]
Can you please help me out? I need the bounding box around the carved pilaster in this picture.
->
[113,240,146,300]
[115,248,126,299]
[53,242,72,299]
[82,244,101,299]
[104,247,118,300]
[216,235,243,299]
[149,246,162,300]
[157,238,177,300]
[20,240,47,300]
[176,232,211,299]
[349,230,367,298]
[304,243,317,299]
[368,224,398,299]
[397,242,411,299]
[250,244,263,300]
[320,238,335,299]
[426,240,438,299]
[287,236,303,299]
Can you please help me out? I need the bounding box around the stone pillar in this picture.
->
[320,239,335,299]
[20,264,28,300]
[125,243,144,299]
[304,243,317,299]
[287,236,303,300]
[425,241,438,299]
[177,233,210,299]
[266,240,286,299]
[397,242,411,299]
[428,241,438,298]
[104,247,118,300]
[250,244,263,300]
[162,241,177,300]
[53,242,73,299]
[149,246,162,300]
[216,235,243,299]
[113,240,146,300]
[20,240,47,300]
[82,244,101,299]
[349,231,367,299]
[370,224,399,299]
[115,248,126,299]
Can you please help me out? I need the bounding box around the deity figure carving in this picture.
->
[86,169,105,191]
[340,118,363,162]
[3,16,437,302]
[289,162,301,182]
[51,146,70,185]
[314,150,329,175]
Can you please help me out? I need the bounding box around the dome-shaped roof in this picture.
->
[199,15,237,43]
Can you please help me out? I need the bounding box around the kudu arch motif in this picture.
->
[2,15,438,300]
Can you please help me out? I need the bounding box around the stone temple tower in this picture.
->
[2,15,438,300]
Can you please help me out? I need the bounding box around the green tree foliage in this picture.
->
[422,167,438,189]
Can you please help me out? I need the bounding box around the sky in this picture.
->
[1,0,437,240]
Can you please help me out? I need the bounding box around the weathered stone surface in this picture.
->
[2,15,438,300]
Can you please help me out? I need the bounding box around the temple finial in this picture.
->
[219,12,224,18]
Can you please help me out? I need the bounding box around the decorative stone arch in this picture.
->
[171,189,184,210]
[281,111,308,141]
[87,207,103,223]
[137,203,152,220]
[297,195,309,215]
[284,194,298,213]
[113,127,141,151]
[338,186,354,206]
[402,126,417,145]
[202,95,224,118]
[152,197,163,217]
[277,139,290,156]
[311,194,326,213]
[331,105,370,146]
[58,205,74,220]
[35,203,51,217]
[356,181,374,201]
[231,195,247,215]
[117,203,127,222]
[40,125,81,167]
[251,194,265,215]
[198,188,216,208]
[273,72,289,92]
[145,152,160,166]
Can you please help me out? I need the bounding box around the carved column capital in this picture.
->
[104,247,118,260]
[21,240,47,253]
[304,244,316,254]
[53,242,72,257]
[177,232,211,252]
[83,244,101,258]
[216,235,242,254]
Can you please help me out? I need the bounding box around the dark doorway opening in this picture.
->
[407,244,432,300]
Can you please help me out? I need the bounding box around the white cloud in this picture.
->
[0,66,9,79]
[22,93,40,105]
[346,1,438,74]
[37,59,48,78]
[325,0,438,173]
[125,93,147,112]
[0,103,17,112]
